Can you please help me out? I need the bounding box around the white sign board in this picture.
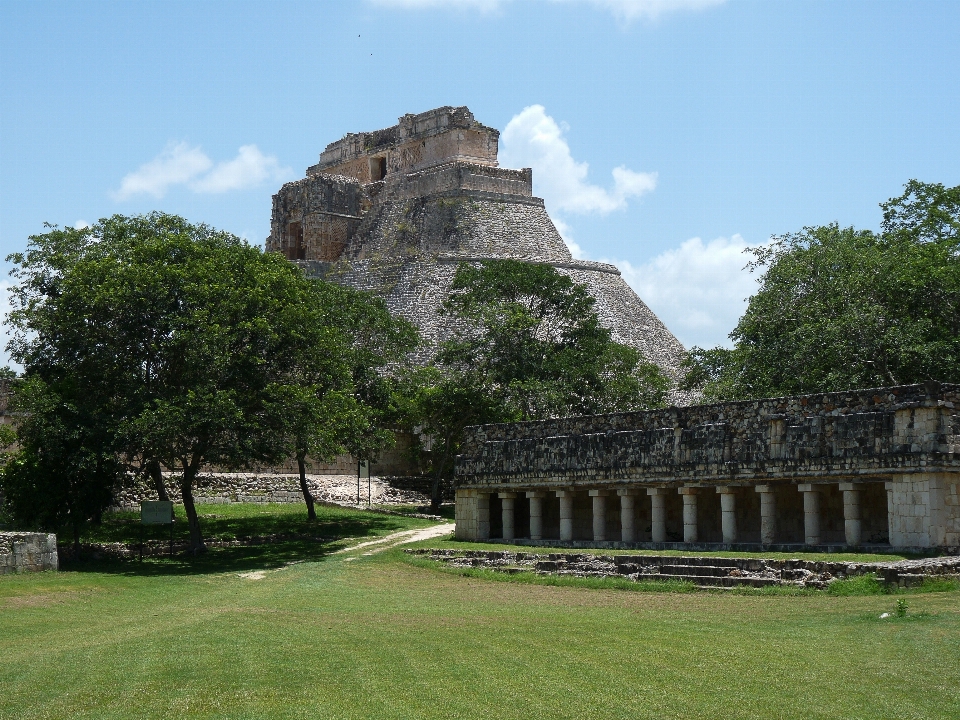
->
[141,501,174,525]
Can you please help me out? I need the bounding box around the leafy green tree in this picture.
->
[412,259,669,510]
[683,181,960,401]
[1,376,121,552]
[281,282,417,520]
[881,179,960,243]
[401,366,509,513]
[4,213,408,550]
[439,259,668,417]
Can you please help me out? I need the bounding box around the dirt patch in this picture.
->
[1,590,93,609]
[335,523,455,556]
[238,571,267,580]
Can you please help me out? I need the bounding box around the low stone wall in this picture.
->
[112,473,439,509]
[0,532,58,574]
[409,549,960,589]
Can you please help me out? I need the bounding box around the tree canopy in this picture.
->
[2,213,415,549]
[411,259,669,508]
[683,181,960,401]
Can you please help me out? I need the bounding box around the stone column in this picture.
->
[589,489,608,542]
[499,492,517,541]
[618,489,638,543]
[477,492,491,541]
[755,485,776,545]
[526,491,546,541]
[885,480,895,546]
[717,487,738,544]
[884,474,948,548]
[839,482,862,547]
[798,484,821,546]
[679,487,699,543]
[556,490,574,542]
[647,488,667,543]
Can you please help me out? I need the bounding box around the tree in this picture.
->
[281,281,417,520]
[682,181,960,401]
[412,259,669,510]
[402,366,511,514]
[1,377,120,552]
[439,260,668,417]
[4,213,403,551]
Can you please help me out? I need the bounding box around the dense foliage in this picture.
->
[411,259,669,508]
[683,181,960,401]
[1,213,414,548]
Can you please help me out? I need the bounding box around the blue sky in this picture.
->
[1,0,959,361]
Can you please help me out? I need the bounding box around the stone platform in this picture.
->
[409,549,960,589]
[0,532,58,574]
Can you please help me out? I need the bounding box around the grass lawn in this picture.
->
[1,505,958,720]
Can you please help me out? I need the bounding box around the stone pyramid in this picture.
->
[266,107,689,399]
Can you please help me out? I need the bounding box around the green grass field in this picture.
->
[2,503,958,719]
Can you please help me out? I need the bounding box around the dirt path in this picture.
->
[336,522,455,556]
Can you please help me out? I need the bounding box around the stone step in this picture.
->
[657,564,741,578]
[614,555,763,570]
[636,573,780,588]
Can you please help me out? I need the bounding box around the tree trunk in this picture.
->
[72,520,81,556]
[298,453,317,521]
[180,461,205,554]
[147,460,169,502]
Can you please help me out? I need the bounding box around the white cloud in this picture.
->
[368,0,725,21]
[112,142,212,200]
[551,217,585,259]
[73,220,89,230]
[614,235,765,349]
[500,105,657,215]
[112,143,291,201]
[568,0,727,23]
[189,145,289,194]
[370,0,503,9]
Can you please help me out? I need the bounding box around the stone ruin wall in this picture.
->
[105,429,437,508]
[455,382,960,549]
[269,173,363,262]
[458,382,960,483]
[308,106,500,181]
[0,532,58,574]
[110,472,445,510]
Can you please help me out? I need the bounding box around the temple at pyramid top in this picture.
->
[308,106,502,181]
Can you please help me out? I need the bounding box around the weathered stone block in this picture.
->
[0,532,58,574]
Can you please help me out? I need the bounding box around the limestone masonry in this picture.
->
[0,532,58,574]
[454,382,960,552]
[266,106,687,385]
[407,549,960,590]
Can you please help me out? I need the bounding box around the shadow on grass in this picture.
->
[62,504,431,577]
[62,539,342,577]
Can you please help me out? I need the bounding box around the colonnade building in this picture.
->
[454,383,960,551]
